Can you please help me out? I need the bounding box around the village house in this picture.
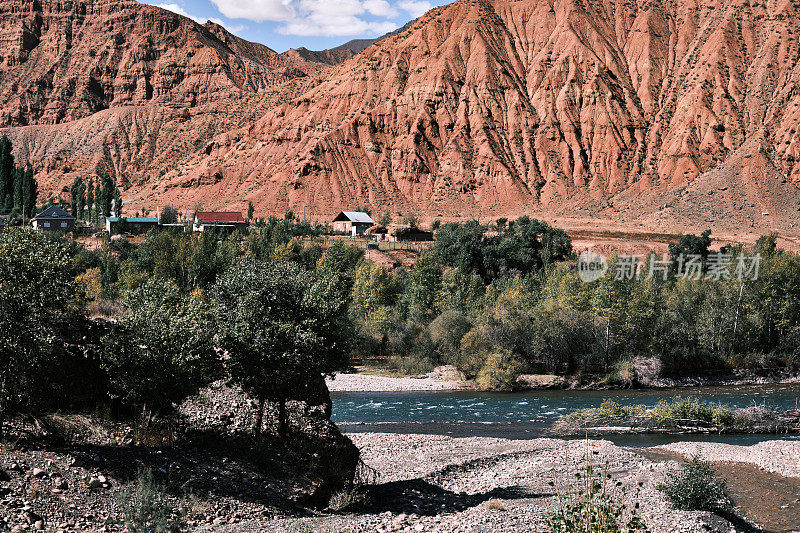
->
[105,216,159,235]
[193,211,247,232]
[332,211,375,236]
[31,206,75,232]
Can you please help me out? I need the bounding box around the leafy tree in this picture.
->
[160,205,179,225]
[22,164,37,219]
[94,179,102,223]
[100,172,114,218]
[86,178,95,223]
[401,252,442,321]
[212,259,353,437]
[317,241,364,289]
[0,136,14,212]
[247,201,255,221]
[0,229,83,438]
[668,229,712,268]
[113,187,122,217]
[70,177,86,218]
[434,220,485,275]
[101,280,218,417]
[352,262,400,324]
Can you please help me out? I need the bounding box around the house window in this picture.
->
[44,222,50,228]
[61,222,67,228]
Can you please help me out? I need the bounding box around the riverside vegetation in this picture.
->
[0,214,791,530]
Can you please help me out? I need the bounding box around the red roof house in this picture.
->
[193,211,247,232]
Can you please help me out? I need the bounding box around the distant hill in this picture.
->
[332,20,417,53]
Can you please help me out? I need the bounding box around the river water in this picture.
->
[331,383,800,445]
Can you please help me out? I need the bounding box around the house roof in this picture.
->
[32,205,75,221]
[106,217,159,224]
[333,211,375,224]
[194,211,246,224]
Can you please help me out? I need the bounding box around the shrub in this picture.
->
[76,267,103,303]
[651,397,736,427]
[0,229,85,439]
[657,455,732,513]
[476,349,520,391]
[455,327,491,378]
[547,454,646,532]
[565,399,646,425]
[429,310,471,364]
[118,468,187,533]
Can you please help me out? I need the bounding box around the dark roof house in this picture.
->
[32,205,76,232]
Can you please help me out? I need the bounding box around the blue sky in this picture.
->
[141,0,451,52]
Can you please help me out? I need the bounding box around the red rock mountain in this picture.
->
[0,0,345,198]
[3,0,800,233]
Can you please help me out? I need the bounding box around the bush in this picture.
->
[651,397,736,427]
[657,455,732,513]
[566,399,646,425]
[547,455,646,532]
[118,468,187,533]
[429,310,471,364]
[476,349,520,391]
[454,327,490,378]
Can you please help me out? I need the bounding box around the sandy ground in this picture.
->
[326,372,469,392]
[656,439,800,478]
[220,433,766,532]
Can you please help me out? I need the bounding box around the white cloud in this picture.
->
[152,2,207,23]
[149,3,247,34]
[211,0,407,36]
[209,0,294,22]
[398,0,431,18]
[363,0,399,17]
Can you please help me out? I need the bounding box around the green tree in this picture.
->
[86,178,95,223]
[101,280,218,417]
[401,252,442,321]
[100,172,114,218]
[94,179,102,223]
[0,229,82,438]
[113,187,122,217]
[70,177,86,218]
[0,136,15,212]
[160,205,179,225]
[22,165,37,219]
[247,201,255,221]
[317,241,364,289]
[212,259,353,437]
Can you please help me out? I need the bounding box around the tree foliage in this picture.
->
[0,229,83,435]
[101,279,218,415]
[212,259,353,436]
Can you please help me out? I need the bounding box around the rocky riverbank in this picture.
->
[224,433,779,532]
[327,367,800,392]
[326,367,470,392]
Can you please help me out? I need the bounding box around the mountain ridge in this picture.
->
[3,0,800,236]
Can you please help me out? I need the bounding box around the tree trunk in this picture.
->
[254,396,265,437]
[0,406,5,443]
[278,398,287,439]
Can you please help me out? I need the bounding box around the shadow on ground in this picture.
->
[364,479,552,515]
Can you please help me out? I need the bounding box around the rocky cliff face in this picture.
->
[147,0,800,228]
[0,0,343,200]
[0,0,304,126]
[4,0,800,230]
